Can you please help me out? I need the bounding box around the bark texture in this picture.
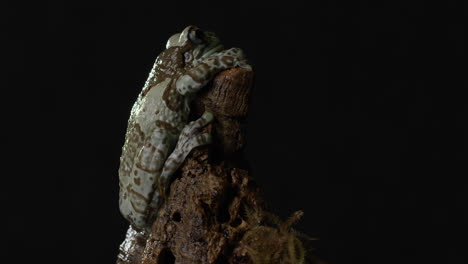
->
[118,68,319,264]
[141,68,261,264]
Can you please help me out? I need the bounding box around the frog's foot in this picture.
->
[180,111,214,139]
[223,48,252,70]
[157,112,214,198]
[235,60,252,70]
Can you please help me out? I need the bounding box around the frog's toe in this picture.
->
[182,113,215,136]
[233,58,251,70]
[202,111,214,122]
[239,63,252,70]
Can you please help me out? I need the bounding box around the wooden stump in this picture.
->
[118,68,318,264]
[139,68,259,264]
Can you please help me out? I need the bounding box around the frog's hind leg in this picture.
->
[123,128,171,229]
[157,112,214,198]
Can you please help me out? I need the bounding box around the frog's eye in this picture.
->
[189,29,204,44]
[184,51,193,63]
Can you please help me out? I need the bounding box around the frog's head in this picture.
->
[165,25,224,68]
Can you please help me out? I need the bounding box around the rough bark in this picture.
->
[118,68,319,264]
[139,68,259,264]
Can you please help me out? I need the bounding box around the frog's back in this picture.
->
[119,80,165,176]
[117,74,169,218]
[118,25,244,229]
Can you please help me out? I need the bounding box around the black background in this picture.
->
[5,1,467,264]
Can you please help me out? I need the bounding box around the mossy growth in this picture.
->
[239,206,316,264]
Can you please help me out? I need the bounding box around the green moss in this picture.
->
[240,207,316,264]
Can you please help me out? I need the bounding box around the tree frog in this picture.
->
[118,25,250,233]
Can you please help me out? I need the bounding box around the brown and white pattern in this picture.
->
[118,25,250,233]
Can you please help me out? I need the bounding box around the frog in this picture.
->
[118,25,251,234]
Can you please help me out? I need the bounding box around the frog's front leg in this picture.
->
[176,48,251,95]
[156,112,214,199]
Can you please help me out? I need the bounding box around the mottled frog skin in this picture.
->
[118,25,250,232]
